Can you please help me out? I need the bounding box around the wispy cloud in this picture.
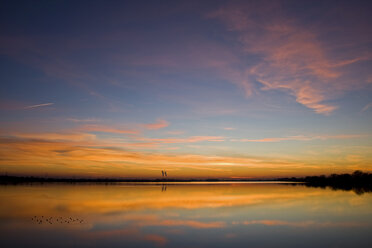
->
[233,134,365,143]
[165,130,184,135]
[13,132,96,142]
[223,127,235,130]
[0,134,312,178]
[144,119,169,130]
[67,118,101,123]
[138,136,224,144]
[77,120,170,135]
[208,2,370,115]
[24,102,54,109]
[361,102,372,112]
[79,124,139,135]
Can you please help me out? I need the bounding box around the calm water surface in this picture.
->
[0,183,371,247]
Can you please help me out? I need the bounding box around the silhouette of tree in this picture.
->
[294,170,372,195]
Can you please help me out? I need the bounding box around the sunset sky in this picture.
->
[0,0,371,178]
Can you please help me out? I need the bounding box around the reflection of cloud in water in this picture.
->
[1,184,323,219]
[233,220,370,228]
[54,204,69,212]
[137,219,225,229]
[81,227,168,246]
[1,183,372,247]
[1,184,370,221]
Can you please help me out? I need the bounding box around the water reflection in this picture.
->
[161,184,167,192]
[0,183,371,247]
[301,183,372,195]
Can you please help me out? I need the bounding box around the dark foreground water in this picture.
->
[0,182,371,248]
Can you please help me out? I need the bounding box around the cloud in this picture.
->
[233,134,364,142]
[165,130,184,135]
[1,126,369,178]
[144,119,169,130]
[138,136,224,144]
[108,135,224,149]
[362,102,372,112]
[1,2,370,118]
[76,119,170,135]
[67,118,101,123]
[13,132,96,142]
[24,102,54,109]
[208,2,370,115]
[223,127,235,130]
[76,120,170,136]
[79,124,139,135]
[0,134,313,178]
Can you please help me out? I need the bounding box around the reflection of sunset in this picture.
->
[0,184,308,218]
[234,220,369,228]
[1,183,371,247]
[1,183,371,221]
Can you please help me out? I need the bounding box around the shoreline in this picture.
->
[0,175,300,184]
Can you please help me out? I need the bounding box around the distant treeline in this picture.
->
[281,170,372,195]
[1,171,371,195]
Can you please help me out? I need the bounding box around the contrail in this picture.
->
[24,102,54,109]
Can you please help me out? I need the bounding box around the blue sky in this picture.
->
[0,0,371,178]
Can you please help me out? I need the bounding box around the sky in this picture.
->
[0,0,371,178]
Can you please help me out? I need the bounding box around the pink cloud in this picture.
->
[110,135,224,148]
[79,124,139,135]
[223,127,235,130]
[67,118,101,123]
[13,132,96,142]
[165,130,184,135]
[362,102,372,112]
[143,136,224,144]
[76,119,169,135]
[233,134,364,142]
[208,3,371,115]
[144,119,169,130]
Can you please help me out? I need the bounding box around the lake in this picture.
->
[0,182,371,247]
